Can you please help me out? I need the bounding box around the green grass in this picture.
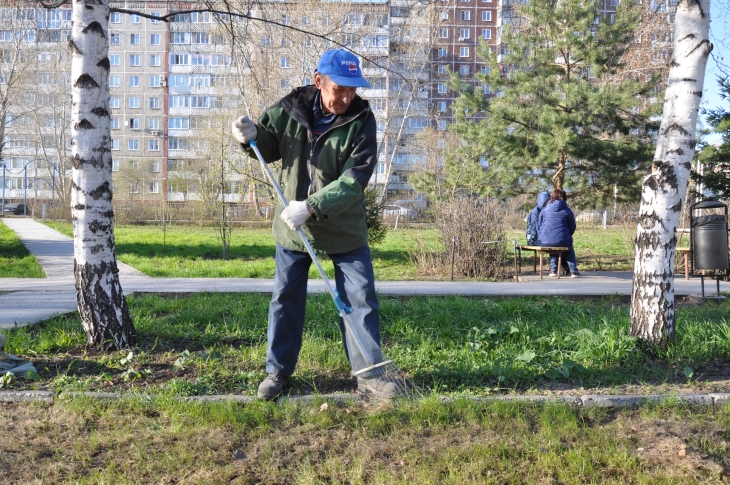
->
[4,293,730,483]
[3,395,729,483]
[43,221,443,280]
[45,220,637,278]
[0,219,45,278]
[5,294,730,397]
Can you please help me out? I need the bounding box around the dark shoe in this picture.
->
[357,376,403,398]
[257,374,290,400]
[571,271,581,278]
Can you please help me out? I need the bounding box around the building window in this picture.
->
[481,66,491,75]
[110,34,120,45]
[459,47,470,57]
[110,97,120,108]
[460,10,470,20]
[129,97,140,108]
[149,140,159,151]
[481,84,491,94]
[129,76,139,87]
[129,54,140,66]
[437,47,448,58]
[110,118,119,129]
[110,54,120,66]
[110,12,120,23]
[281,79,291,89]
[437,120,447,131]
[459,28,470,40]
[151,12,161,23]
[150,33,160,45]
[169,54,189,65]
[168,138,186,150]
[482,11,492,21]
[111,139,119,150]
[437,83,447,94]
[148,182,159,194]
[149,118,160,129]
[437,64,447,74]
[130,14,141,23]
[112,159,119,171]
[482,28,491,39]
[149,97,160,109]
[193,32,209,44]
[437,101,447,112]
[169,117,190,129]
[129,183,139,194]
[149,161,160,172]
[171,32,190,44]
[459,65,469,76]
[128,139,139,150]
[129,118,139,129]
[439,28,448,38]
[280,57,291,68]
[109,75,120,87]
[150,55,161,67]
[130,33,140,45]
[149,76,160,87]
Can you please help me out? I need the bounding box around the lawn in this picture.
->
[3,397,728,484]
[2,293,730,483]
[4,294,729,397]
[44,221,635,278]
[0,219,45,278]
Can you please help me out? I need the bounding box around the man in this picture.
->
[232,49,399,400]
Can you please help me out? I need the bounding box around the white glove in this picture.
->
[232,116,257,144]
[281,200,312,230]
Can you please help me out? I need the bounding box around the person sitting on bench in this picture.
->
[537,189,581,277]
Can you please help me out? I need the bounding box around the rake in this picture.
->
[249,139,410,397]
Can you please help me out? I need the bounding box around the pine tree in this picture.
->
[443,0,658,203]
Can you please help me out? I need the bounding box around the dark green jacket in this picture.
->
[243,85,378,254]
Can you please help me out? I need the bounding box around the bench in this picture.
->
[517,245,570,279]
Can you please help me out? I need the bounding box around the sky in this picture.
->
[699,0,729,144]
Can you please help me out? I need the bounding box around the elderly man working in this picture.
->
[232,49,400,400]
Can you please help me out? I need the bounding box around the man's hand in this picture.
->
[231,116,257,144]
[281,201,313,231]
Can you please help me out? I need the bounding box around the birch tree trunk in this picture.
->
[71,0,136,349]
[630,0,712,343]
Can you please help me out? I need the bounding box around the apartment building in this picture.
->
[1,0,672,205]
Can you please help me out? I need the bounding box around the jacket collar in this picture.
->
[278,85,370,131]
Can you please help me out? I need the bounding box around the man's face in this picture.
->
[314,73,357,115]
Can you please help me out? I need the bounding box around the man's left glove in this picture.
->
[281,200,312,231]
[231,116,257,144]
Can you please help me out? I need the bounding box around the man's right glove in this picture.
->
[281,200,313,231]
[232,116,257,144]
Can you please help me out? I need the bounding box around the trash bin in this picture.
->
[689,199,729,296]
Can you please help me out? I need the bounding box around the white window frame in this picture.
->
[150,33,160,45]
[460,10,470,20]
[128,139,139,150]
[129,97,140,109]
[129,54,140,67]
[482,11,492,21]
[459,47,470,57]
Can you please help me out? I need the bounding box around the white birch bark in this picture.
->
[71,0,136,349]
[630,0,712,343]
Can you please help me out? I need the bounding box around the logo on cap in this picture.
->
[348,64,358,74]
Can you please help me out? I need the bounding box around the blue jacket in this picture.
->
[537,200,576,247]
[526,191,551,233]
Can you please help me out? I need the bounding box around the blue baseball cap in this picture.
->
[316,49,370,88]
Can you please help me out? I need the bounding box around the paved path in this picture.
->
[1,217,727,329]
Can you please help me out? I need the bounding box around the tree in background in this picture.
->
[445,0,657,204]
[630,0,712,345]
[692,77,730,199]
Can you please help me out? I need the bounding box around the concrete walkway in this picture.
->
[1,217,728,329]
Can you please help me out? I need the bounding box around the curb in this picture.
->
[3,391,729,407]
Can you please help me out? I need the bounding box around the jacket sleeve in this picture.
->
[240,107,283,164]
[306,112,377,220]
[567,208,576,235]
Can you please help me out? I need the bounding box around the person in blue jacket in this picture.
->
[537,189,581,277]
[525,190,550,245]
